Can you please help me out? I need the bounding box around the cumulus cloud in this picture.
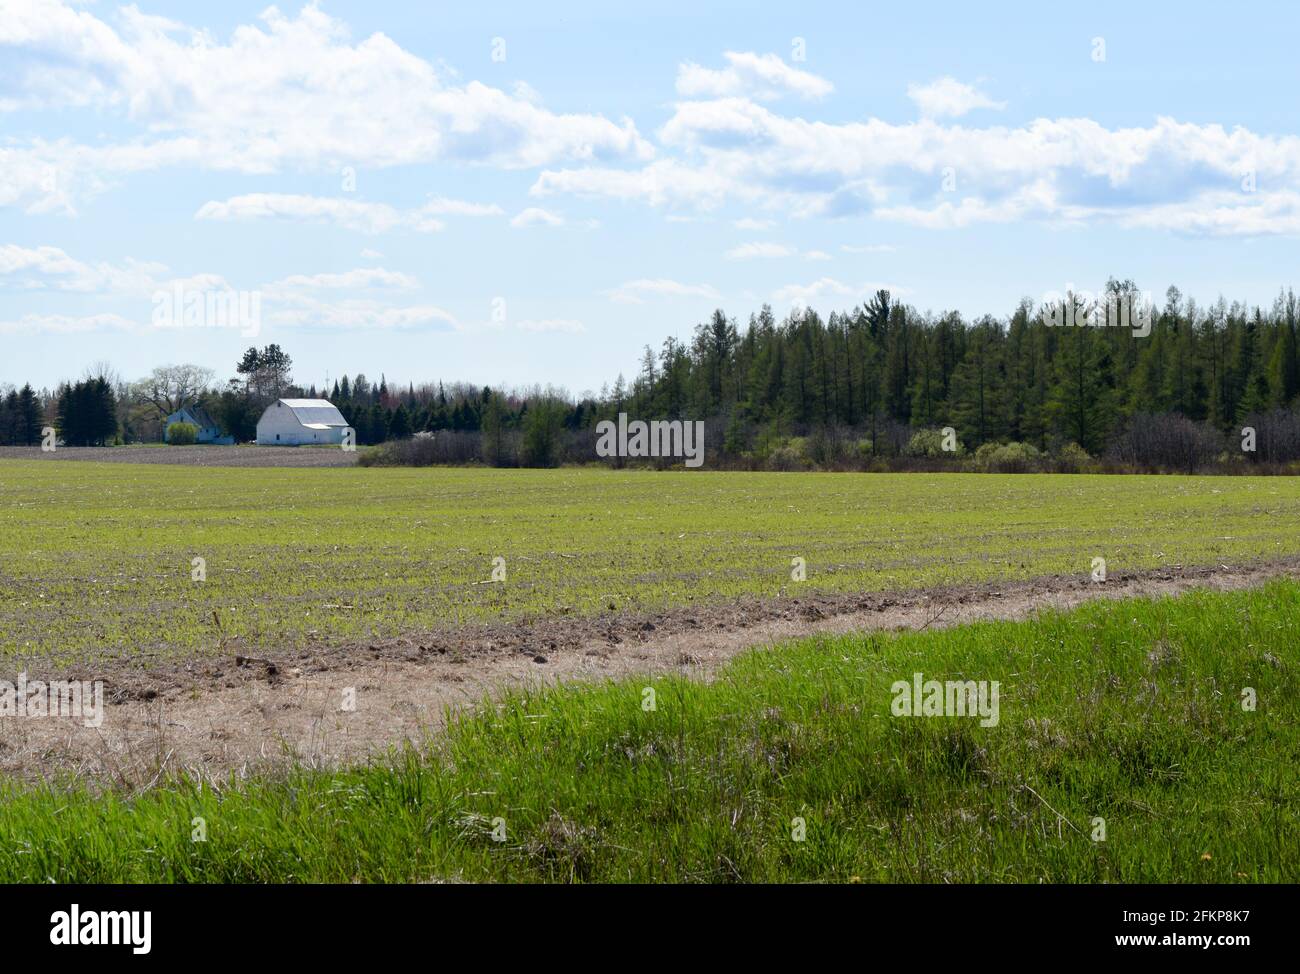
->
[0,1,651,211]
[0,243,165,293]
[7,11,1300,247]
[1117,189,1300,236]
[907,77,1005,118]
[536,98,1300,234]
[677,52,833,101]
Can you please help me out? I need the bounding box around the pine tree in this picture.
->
[17,384,42,446]
[1268,316,1299,408]
[1048,322,1109,454]
[388,404,412,439]
[481,391,505,465]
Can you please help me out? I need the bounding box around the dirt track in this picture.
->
[2,559,1298,788]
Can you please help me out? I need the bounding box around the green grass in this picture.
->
[3,461,1300,662]
[2,582,1296,883]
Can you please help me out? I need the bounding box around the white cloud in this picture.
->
[360,248,384,259]
[510,206,564,228]
[531,158,738,210]
[266,268,419,291]
[266,298,459,331]
[772,277,906,308]
[725,241,797,260]
[1117,189,1300,236]
[419,197,505,217]
[511,81,544,106]
[0,243,166,293]
[907,77,1006,118]
[0,243,90,283]
[733,217,776,230]
[841,244,897,253]
[0,242,454,335]
[195,193,500,234]
[875,180,1061,228]
[0,1,652,211]
[804,250,832,261]
[677,52,833,101]
[537,96,1300,234]
[9,16,1300,242]
[260,266,456,331]
[604,279,721,304]
[0,312,138,335]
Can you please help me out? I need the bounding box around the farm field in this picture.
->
[3,460,1300,664]
[2,582,1296,883]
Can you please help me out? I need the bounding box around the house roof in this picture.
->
[168,404,218,429]
[275,398,349,428]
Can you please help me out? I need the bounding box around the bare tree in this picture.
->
[133,364,215,420]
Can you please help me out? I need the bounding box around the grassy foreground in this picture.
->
[3,460,1300,661]
[2,581,1297,883]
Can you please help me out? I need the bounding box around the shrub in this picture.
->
[1052,442,1094,473]
[1241,408,1300,464]
[971,441,1042,473]
[753,421,785,463]
[905,428,963,458]
[358,431,479,467]
[765,445,809,471]
[1106,413,1223,473]
[809,425,861,466]
[521,397,567,467]
[166,422,198,445]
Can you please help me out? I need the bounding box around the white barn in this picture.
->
[256,398,352,446]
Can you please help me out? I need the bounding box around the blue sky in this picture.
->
[3,0,1300,395]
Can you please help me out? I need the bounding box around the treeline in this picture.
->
[0,384,44,446]
[324,376,593,449]
[0,378,119,446]
[607,281,1299,459]
[7,279,1300,473]
[54,377,118,446]
[365,280,1300,472]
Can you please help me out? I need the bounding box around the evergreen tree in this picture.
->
[388,404,412,439]
[17,384,42,445]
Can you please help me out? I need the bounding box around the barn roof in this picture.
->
[276,399,349,427]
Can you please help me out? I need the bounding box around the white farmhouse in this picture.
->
[164,403,234,444]
[256,398,352,446]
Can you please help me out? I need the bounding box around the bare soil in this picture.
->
[0,445,358,467]
[2,558,1298,789]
